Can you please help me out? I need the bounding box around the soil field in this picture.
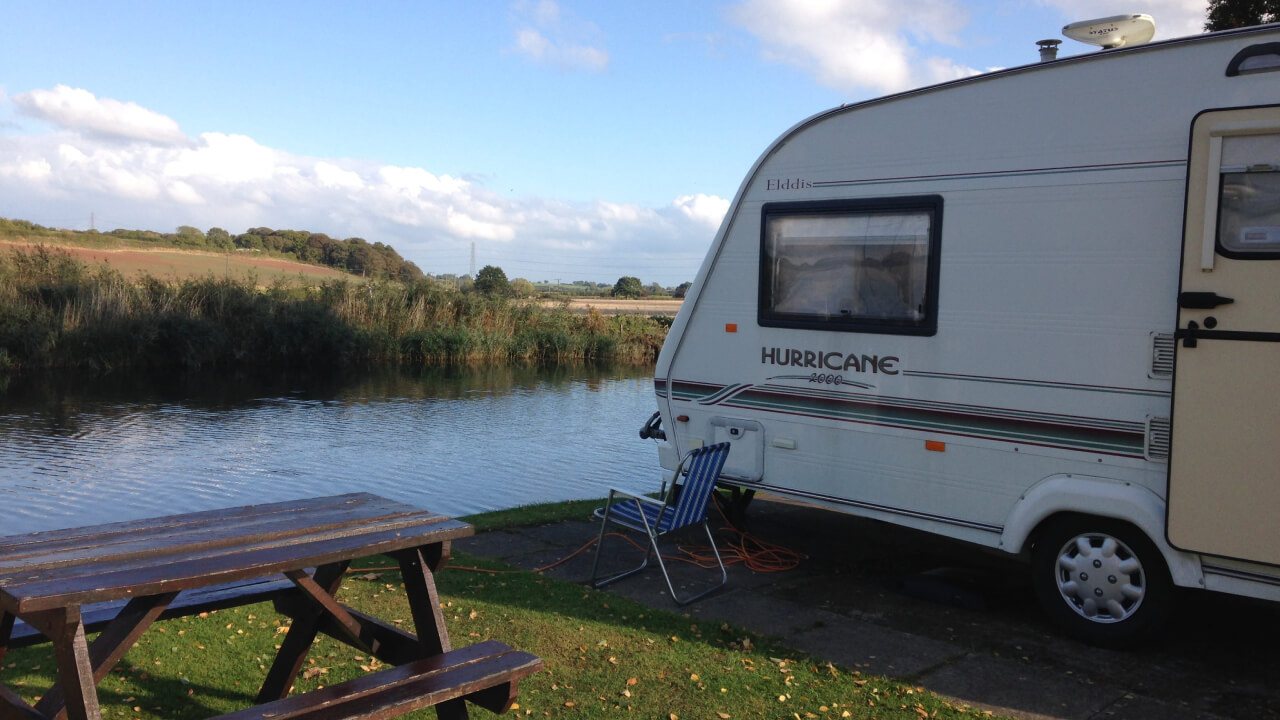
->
[0,240,350,284]
[541,297,682,316]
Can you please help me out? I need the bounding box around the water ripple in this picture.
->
[0,368,660,534]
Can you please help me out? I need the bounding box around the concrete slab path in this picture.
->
[455,497,1280,720]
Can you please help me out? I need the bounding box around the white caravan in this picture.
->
[648,21,1280,646]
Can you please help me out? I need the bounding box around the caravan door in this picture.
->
[1168,106,1280,566]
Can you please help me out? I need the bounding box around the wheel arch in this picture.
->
[1001,473,1203,588]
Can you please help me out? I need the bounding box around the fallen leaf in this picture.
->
[717,713,731,719]
[626,678,638,686]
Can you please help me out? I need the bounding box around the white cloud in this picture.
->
[730,0,980,95]
[529,0,560,26]
[378,165,469,196]
[314,161,363,190]
[54,142,162,200]
[509,0,610,72]
[515,28,553,60]
[0,157,52,181]
[165,133,279,185]
[13,85,188,146]
[1038,0,1207,40]
[0,85,716,284]
[446,208,516,241]
[166,180,204,205]
[673,194,729,229]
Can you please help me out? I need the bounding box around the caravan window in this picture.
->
[759,197,942,335]
[1216,134,1280,258]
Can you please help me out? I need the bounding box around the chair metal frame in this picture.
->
[589,442,731,605]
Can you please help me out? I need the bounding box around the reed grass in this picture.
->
[0,246,667,372]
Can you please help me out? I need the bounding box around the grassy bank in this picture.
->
[0,500,999,720]
[0,246,669,372]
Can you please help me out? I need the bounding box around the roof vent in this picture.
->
[1063,14,1156,49]
[1037,39,1061,62]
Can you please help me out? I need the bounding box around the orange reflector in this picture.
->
[925,440,946,452]
[725,323,738,333]
[676,415,690,422]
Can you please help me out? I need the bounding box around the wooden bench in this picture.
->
[6,577,295,650]
[0,494,543,720]
[7,582,545,720]
[212,640,541,720]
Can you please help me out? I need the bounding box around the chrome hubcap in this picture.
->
[1054,533,1145,623]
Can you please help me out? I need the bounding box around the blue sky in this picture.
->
[1,1,1207,285]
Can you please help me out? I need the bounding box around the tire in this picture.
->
[1031,515,1172,648]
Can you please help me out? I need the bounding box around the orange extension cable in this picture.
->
[357,494,806,577]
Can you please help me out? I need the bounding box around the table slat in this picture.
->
[0,495,472,614]
[0,494,403,568]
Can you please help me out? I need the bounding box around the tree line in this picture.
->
[469,266,690,300]
[121,225,424,282]
[1,219,694,297]
[1205,0,1278,29]
[0,218,423,283]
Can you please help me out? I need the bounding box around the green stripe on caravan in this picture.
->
[762,347,899,374]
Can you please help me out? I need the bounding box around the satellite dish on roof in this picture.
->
[1063,13,1156,49]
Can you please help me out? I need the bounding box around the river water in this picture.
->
[0,365,662,535]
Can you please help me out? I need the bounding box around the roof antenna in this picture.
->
[1062,14,1156,49]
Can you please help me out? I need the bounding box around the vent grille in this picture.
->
[1150,333,1175,378]
[1146,416,1171,462]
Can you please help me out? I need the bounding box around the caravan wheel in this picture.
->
[1031,516,1172,648]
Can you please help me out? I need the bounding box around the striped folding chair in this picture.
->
[589,442,731,605]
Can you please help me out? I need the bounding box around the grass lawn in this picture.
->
[0,502,1000,719]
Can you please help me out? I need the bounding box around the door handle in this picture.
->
[1177,321,1199,348]
[1178,291,1234,309]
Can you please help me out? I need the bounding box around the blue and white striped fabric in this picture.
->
[602,442,730,536]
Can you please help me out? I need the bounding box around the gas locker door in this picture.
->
[1168,106,1280,566]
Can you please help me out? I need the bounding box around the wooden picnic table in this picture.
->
[0,493,542,720]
